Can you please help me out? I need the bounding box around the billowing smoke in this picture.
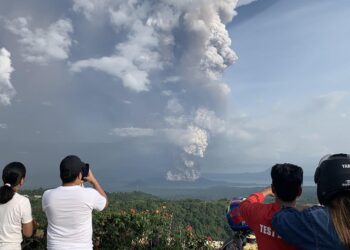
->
[166,158,200,181]
[71,0,239,181]
[182,126,208,157]
[165,126,208,181]
[0,48,15,106]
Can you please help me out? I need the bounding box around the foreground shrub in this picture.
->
[23,207,213,249]
[93,207,211,249]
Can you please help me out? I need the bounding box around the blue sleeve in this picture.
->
[272,207,316,249]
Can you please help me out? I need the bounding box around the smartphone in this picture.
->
[81,163,90,181]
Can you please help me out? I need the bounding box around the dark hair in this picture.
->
[329,194,350,248]
[314,153,350,247]
[0,162,26,204]
[271,163,303,202]
[60,155,84,184]
[60,171,79,184]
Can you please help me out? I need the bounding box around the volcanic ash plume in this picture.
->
[166,126,209,181]
[71,0,239,181]
[182,126,209,158]
[162,0,237,181]
[71,0,238,94]
[166,158,200,181]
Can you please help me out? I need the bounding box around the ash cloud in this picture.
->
[70,0,238,95]
[0,0,239,182]
[72,0,239,181]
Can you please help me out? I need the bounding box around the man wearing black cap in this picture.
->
[42,155,108,250]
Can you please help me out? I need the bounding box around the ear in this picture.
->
[297,186,303,197]
[20,177,25,186]
[271,184,276,196]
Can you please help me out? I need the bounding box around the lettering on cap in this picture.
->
[342,180,350,187]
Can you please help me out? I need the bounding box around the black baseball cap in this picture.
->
[60,155,86,183]
[315,153,350,205]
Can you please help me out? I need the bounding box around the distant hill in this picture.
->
[202,168,315,186]
[103,167,315,200]
[202,168,271,184]
[121,176,234,189]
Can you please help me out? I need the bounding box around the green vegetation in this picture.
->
[107,192,232,240]
[20,187,318,249]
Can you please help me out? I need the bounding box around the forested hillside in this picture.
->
[21,188,318,249]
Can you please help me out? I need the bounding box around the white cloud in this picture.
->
[217,83,231,96]
[340,113,348,118]
[164,126,208,158]
[71,0,238,96]
[71,1,167,92]
[122,100,132,105]
[164,115,187,127]
[71,56,151,92]
[6,17,73,64]
[71,1,169,92]
[312,91,348,110]
[237,0,258,7]
[163,76,181,84]
[72,0,111,20]
[194,108,253,140]
[161,90,173,96]
[315,91,350,108]
[166,98,184,114]
[109,4,136,28]
[110,127,155,137]
[71,0,239,180]
[0,123,8,129]
[0,48,16,105]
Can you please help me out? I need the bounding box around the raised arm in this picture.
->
[84,169,108,209]
[272,207,315,248]
[239,186,274,224]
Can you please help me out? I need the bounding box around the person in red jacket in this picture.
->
[239,163,303,250]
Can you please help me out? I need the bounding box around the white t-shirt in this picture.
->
[42,186,106,250]
[0,193,33,250]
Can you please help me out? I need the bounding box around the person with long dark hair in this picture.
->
[0,162,33,250]
[272,153,350,250]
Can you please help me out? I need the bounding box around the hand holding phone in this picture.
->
[81,164,90,181]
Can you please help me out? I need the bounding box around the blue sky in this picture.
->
[0,0,349,187]
[228,0,350,106]
[220,0,350,173]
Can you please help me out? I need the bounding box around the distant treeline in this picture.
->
[21,187,318,249]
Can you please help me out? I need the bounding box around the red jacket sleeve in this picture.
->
[239,192,265,226]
